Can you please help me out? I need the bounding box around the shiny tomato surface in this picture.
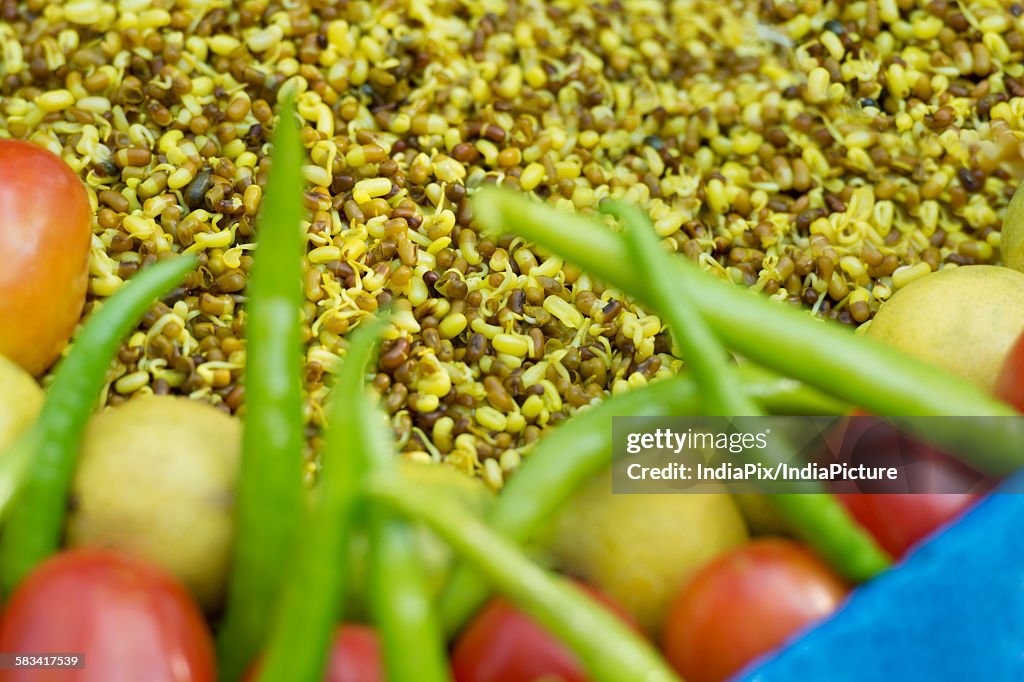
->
[662,539,848,682]
[837,493,978,559]
[243,624,384,682]
[0,550,215,682]
[452,583,635,682]
[995,328,1024,412]
[0,140,91,375]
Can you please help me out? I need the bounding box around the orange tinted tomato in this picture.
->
[995,328,1024,412]
[662,539,848,682]
[0,140,91,375]
[0,550,215,682]
[452,583,636,682]
[243,625,385,682]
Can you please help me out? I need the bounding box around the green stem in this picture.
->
[369,474,681,682]
[0,255,196,593]
[218,96,307,682]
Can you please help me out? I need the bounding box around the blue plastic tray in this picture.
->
[737,472,1024,681]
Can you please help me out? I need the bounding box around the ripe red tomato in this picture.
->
[243,624,384,682]
[0,550,215,682]
[662,539,848,682]
[319,626,384,682]
[451,583,635,682]
[0,140,92,376]
[836,493,978,559]
[995,328,1024,412]
[826,415,985,558]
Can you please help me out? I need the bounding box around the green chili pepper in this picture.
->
[609,199,891,582]
[369,473,682,682]
[364,422,453,682]
[218,96,307,682]
[257,319,389,682]
[471,187,1023,475]
[0,254,196,593]
[370,516,454,682]
[324,315,452,682]
[607,198,757,416]
[736,362,848,414]
[438,365,847,632]
[769,494,892,577]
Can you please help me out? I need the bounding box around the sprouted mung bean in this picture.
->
[3,0,1023,485]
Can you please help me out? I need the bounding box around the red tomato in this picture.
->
[826,415,985,558]
[322,626,384,682]
[0,140,91,376]
[836,493,977,559]
[662,539,848,682]
[0,550,215,682]
[452,583,635,682]
[995,328,1024,412]
[244,624,384,682]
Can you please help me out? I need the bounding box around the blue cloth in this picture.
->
[736,472,1024,681]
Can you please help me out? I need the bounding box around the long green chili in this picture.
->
[769,494,892,576]
[738,362,849,414]
[363,413,452,682]
[610,199,891,582]
[0,254,196,592]
[472,187,1023,475]
[258,320,388,682]
[370,516,453,682]
[218,97,307,682]
[369,473,682,682]
[318,316,450,682]
[608,198,757,416]
[438,365,847,632]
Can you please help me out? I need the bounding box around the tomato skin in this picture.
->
[452,584,635,682]
[322,626,384,682]
[0,550,215,682]
[826,415,984,559]
[452,598,585,682]
[662,539,848,682]
[0,140,91,376]
[995,328,1024,412]
[243,625,385,682]
[836,493,977,559]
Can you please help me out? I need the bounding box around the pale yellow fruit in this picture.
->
[0,354,43,451]
[542,470,748,635]
[66,395,241,612]
[1001,181,1024,273]
[865,265,1024,389]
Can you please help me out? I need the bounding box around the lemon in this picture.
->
[65,395,241,613]
[541,469,748,635]
[0,354,43,451]
[865,265,1024,390]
